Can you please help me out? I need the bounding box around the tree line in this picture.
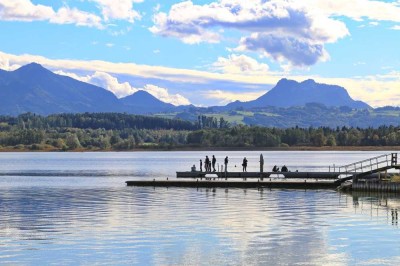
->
[0,113,399,151]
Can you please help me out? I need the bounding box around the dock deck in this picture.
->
[125,178,337,189]
[176,171,341,179]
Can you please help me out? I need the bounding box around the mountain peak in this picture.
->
[133,90,154,97]
[301,79,316,85]
[14,62,51,75]
[276,78,298,87]
[16,62,45,70]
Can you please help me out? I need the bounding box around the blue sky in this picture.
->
[0,0,399,106]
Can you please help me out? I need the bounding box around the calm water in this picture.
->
[0,151,400,265]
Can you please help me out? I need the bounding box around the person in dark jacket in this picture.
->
[205,156,210,172]
[224,156,228,172]
[242,157,248,172]
[200,159,203,172]
[212,155,216,172]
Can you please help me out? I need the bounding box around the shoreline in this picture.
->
[0,146,399,152]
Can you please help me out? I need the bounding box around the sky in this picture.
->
[0,0,399,107]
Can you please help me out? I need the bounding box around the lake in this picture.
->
[0,151,399,265]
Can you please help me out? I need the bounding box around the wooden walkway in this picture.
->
[125,179,337,189]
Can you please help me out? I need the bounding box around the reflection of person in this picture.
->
[242,157,248,172]
[272,165,279,172]
[200,159,203,172]
[224,156,229,172]
[212,155,216,172]
[281,165,288,172]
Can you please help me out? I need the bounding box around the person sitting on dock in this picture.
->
[200,159,203,172]
[272,165,279,172]
[224,156,229,172]
[242,157,248,172]
[212,155,216,172]
[205,156,210,172]
[281,165,288,172]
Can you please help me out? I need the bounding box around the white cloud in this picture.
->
[150,0,349,66]
[54,69,190,106]
[304,0,400,23]
[150,8,220,44]
[90,0,142,23]
[142,84,191,106]
[153,3,161,13]
[202,90,266,105]
[55,70,137,98]
[0,0,103,28]
[213,54,269,75]
[237,33,330,67]
[391,25,400,30]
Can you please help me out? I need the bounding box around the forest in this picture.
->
[0,113,399,151]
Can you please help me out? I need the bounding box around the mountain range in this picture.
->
[0,63,371,116]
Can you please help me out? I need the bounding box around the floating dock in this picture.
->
[126,153,399,190]
[125,179,337,189]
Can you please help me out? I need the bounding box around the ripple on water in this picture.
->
[0,186,400,264]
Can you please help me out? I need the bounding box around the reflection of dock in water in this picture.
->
[342,191,400,227]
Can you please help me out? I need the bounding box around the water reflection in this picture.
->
[2,186,400,265]
[345,191,400,228]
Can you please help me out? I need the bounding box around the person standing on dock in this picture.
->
[242,157,248,172]
[205,156,210,172]
[224,156,229,172]
[200,159,203,172]
[212,155,216,172]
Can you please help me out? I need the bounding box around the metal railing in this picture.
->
[338,153,397,174]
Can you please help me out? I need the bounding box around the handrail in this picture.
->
[337,153,397,174]
[339,154,392,169]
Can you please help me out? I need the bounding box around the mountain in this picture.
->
[120,90,175,114]
[226,78,370,110]
[0,63,122,115]
[0,63,192,116]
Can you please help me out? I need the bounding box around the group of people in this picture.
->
[200,156,250,172]
[272,165,289,172]
[200,155,229,172]
[198,156,289,173]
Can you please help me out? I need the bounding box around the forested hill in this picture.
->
[0,112,400,151]
[0,113,197,131]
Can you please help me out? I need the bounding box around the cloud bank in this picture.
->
[0,0,103,28]
[0,0,143,28]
